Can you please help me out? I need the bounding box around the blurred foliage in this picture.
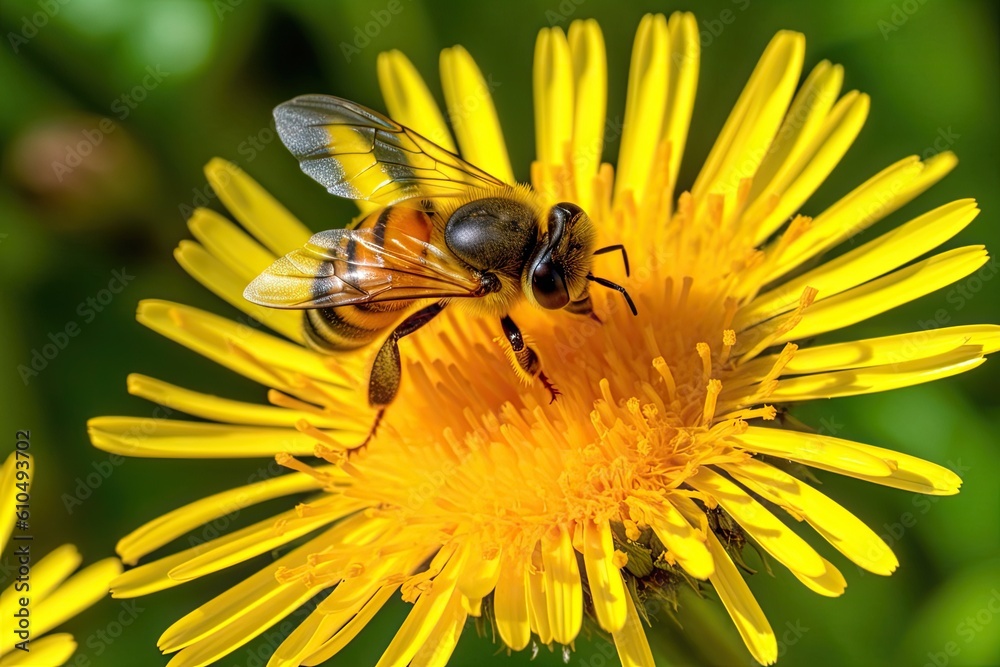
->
[0,0,998,665]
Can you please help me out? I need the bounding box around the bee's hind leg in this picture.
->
[500,315,560,403]
[357,300,447,451]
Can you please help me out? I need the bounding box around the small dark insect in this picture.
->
[245,95,636,446]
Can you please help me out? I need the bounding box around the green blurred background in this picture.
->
[1,0,998,665]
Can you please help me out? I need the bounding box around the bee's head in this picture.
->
[525,202,639,316]
[524,202,596,310]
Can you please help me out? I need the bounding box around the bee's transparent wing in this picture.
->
[274,94,504,208]
[244,227,485,309]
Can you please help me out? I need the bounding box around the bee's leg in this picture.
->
[566,291,601,323]
[500,315,560,403]
[359,300,447,449]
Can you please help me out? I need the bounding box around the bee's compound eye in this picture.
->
[531,258,570,310]
[553,202,584,221]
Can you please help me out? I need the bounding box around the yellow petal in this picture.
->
[646,501,715,579]
[724,459,898,575]
[663,12,699,197]
[174,240,304,342]
[378,49,456,152]
[133,301,364,412]
[568,19,607,210]
[137,299,360,389]
[111,548,192,598]
[525,550,553,644]
[301,586,398,666]
[750,86,869,244]
[692,31,805,213]
[771,246,989,344]
[494,553,530,650]
[688,468,827,578]
[740,199,980,328]
[409,589,467,667]
[6,544,81,607]
[612,591,655,667]
[534,25,574,200]
[88,417,324,458]
[272,549,416,667]
[763,347,986,403]
[118,508,377,603]
[826,442,964,495]
[705,532,778,665]
[32,558,122,641]
[0,633,76,666]
[768,152,958,282]
[187,207,277,282]
[582,520,628,632]
[790,556,847,597]
[740,324,1000,377]
[315,535,407,615]
[158,527,348,652]
[456,541,501,600]
[116,466,330,565]
[375,553,461,667]
[542,525,583,644]
[0,451,30,554]
[165,581,322,666]
[125,374,361,432]
[615,13,669,204]
[0,544,82,646]
[166,498,360,582]
[747,61,844,208]
[728,427,893,478]
[461,594,482,617]
[266,606,337,667]
[441,45,513,183]
[204,158,312,255]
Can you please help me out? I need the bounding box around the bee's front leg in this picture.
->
[565,291,602,323]
[500,315,560,403]
[360,300,447,450]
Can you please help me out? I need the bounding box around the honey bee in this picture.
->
[244,95,635,444]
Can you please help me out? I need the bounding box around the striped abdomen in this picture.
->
[303,206,434,351]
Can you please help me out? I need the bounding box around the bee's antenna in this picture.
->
[593,244,630,277]
[587,274,638,316]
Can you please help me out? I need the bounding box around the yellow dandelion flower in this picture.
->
[90,13,996,667]
[0,452,121,667]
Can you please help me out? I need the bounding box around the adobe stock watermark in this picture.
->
[177,120,278,219]
[50,66,170,182]
[212,0,244,20]
[17,268,135,386]
[236,596,323,667]
[907,255,997,335]
[854,458,970,576]
[340,0,411,63]
[425,71,503,151]
[839,126,960,247]
[545,0,587,25]
[6,0,72,54]
[697,0,751,50]
[62,405,173,514]
[64,600,145,667]
[743,619,810,664]
[878,0,931,40]
[573,595,675,667]
[923,589,1000,667]
[184,456,300,549]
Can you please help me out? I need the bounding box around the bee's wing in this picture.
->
[244,227,485,309]
[274,94,505,208]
